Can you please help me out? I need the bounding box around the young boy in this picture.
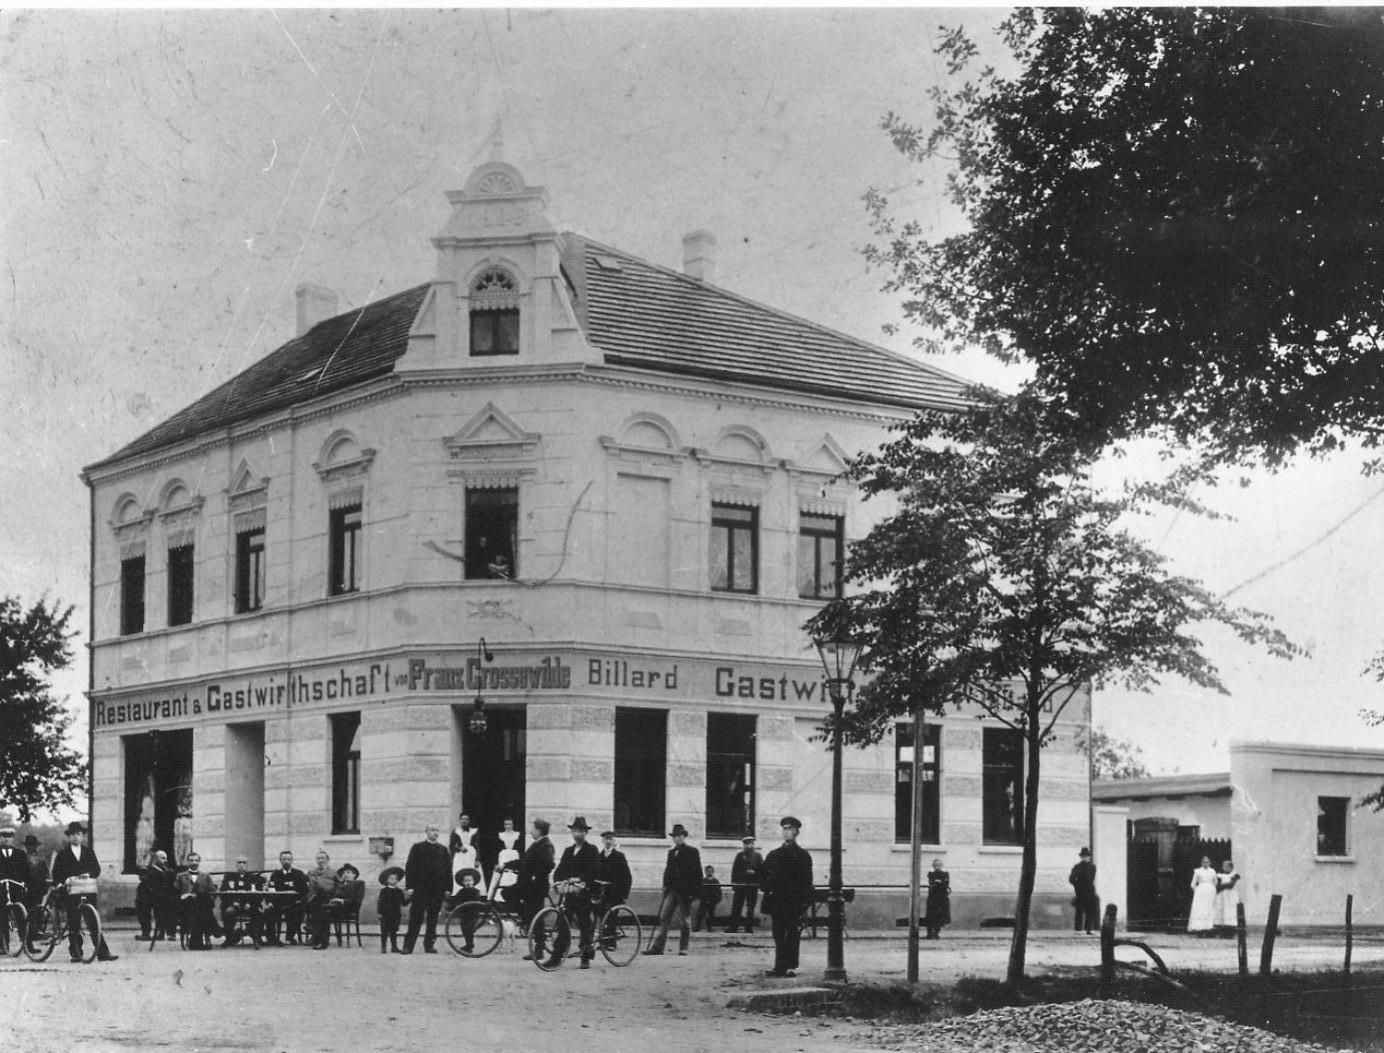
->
[377,867,407,953]
[691,864,723,932]
[449,867,484,953]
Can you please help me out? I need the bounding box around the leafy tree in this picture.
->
[1084,725,1152,782]
[0,596,86,820]
[811,391,1296,982]
[868,7,1384,465]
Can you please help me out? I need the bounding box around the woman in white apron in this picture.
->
[1187,855,1218,934]
[450,814,478,896]
[488,818,521,901]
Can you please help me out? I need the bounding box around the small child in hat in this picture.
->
[377,867,406,953]
[448,868,484,954]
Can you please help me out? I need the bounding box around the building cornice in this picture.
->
[83,359,917,487]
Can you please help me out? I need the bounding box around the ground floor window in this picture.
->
[331,712,362,834]
[123,729,193,872]
[1317,796,1349,856]
[614,707,666,837]
[706,713,755,839]
[982,727,1024,845]
[895,721,941,844]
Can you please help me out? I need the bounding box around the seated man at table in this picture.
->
[303,850,338,950]
[311,863,365,949]
[263,850,309,945]
[174,853,220,950]
[219,855,265,946]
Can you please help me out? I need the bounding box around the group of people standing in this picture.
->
[0,822,118,962]
[1188,856,1242,935]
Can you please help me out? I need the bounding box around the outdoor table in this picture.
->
[149,889,306,952]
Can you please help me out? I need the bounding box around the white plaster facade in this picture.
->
[83,158,1092,928]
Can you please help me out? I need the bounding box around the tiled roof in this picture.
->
[1092,773,1232,801]
[563,234,973,412]
[91,233,972,471]
[89,284,430,469]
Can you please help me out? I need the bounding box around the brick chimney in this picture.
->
[682,230,717,283]
[295,283,339,336]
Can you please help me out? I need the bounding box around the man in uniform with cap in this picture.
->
[727,834,764,934]
[551,816,601,968]
[49,821,118,962]
[646,823,701,956]
[761,816,813,977]
[219,854,265,946]
[504,818,556,938]
[0,826,28,953]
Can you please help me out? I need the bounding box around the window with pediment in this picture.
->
[469,266,520,356]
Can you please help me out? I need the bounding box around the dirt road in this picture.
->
[6,927,1379,1052]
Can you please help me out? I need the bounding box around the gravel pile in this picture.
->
[849,998,1358,1053]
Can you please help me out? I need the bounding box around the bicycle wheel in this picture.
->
[445,902,503,958]
[4,903,26,958]
[24,906,56,962]
[527,906,570,971]
[597,905,640,967]
[78,902,101,963]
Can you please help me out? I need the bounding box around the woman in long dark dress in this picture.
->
[924,858,950,939]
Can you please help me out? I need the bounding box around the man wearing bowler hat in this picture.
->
[49,821,118,962]
[552,816,601,968]
[646,823,701,956]
[761,816,813,977]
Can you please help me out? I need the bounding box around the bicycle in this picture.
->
[443,880,514,959]
[1,879,27,958]
[528,879,641,971]
[25,878,103,963]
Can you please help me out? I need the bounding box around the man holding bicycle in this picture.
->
[0,826,28,953]
[49,822,117,963]
[551,816,600,969]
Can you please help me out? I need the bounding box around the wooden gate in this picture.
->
[1126,829,1232,931]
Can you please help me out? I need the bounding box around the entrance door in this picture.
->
[459,705,526,877]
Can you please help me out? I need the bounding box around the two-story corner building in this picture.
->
[81,155,1092,929]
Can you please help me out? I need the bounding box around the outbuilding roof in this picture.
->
[1091,773,1233,802]
[90,234,972,472]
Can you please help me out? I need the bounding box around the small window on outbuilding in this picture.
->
[469,266,520,356]
[1317,796,1350,857]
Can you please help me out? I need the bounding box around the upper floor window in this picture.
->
[469,266,519,357]
[466,487,518,580]
[235,525,266,614]
[120,554,145,635]
[798,512,843,599]
[1317,796,1350,857]
[982,727,1024,845]
[329,503,362,596]
[710,503,757,594]
[167,542,195,626]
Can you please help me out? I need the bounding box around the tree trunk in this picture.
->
[1006,707,1043,984]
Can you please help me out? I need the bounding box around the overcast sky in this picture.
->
[4,7,1384,792]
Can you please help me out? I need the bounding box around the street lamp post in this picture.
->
[813,633,863,984]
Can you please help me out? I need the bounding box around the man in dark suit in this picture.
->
[49,821,117,962]
[0,827,28,953]
[174,852,220,949]
[761,816,814,977]
[22,835,47,914]
[263,850,310,945]
[503,818,555,931]
[400,823,451,953]
[727,834,764,934]
[593,830,632,906]
[551,816,601,968]
[219,854,266,946]
[646,823,702,955]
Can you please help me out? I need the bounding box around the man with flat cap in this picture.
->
[727,834,764,934]
[552,816,601,968]
[761,816,813,977]
[49,821,118,962]
[503,818,555,934]
[646,823,701,956]
[0,826,28,953]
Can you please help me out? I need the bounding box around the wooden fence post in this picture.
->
[1099,903,1117,997]
[1344,894,1354,986]
[1236,902,1248,978]
[1259,893,1282,977]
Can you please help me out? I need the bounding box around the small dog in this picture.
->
[498,916,520,954]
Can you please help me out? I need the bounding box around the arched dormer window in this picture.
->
[469,266,520,357]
